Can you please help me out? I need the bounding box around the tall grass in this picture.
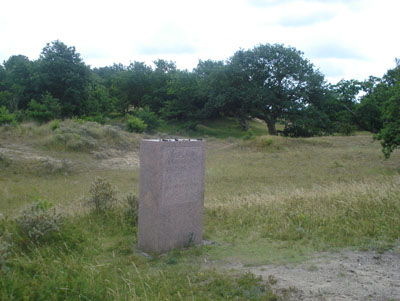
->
[1,208,277,300]
[205,176,400,248]
[1,121,399,298]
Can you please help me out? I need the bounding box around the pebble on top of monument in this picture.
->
[138,139,206,253]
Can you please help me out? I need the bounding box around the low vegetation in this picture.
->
[0,120,399,299]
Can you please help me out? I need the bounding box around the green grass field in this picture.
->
[1,120,399,299]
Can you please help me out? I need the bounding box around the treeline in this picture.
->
[0,40,399,157]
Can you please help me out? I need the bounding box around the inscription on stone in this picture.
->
[162,147,202,205]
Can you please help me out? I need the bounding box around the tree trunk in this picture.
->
[266,119,277,135]
[239,117,249,131]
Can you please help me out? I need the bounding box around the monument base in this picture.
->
[138,139,205,254]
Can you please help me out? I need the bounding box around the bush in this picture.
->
[243,130,255,140]
[27,93,61,124]
[337,122,357,136]
[0,106,16,125]
[15,201,64,244]
[49,119,61,131]
[87,177,118,212]
[182,121,198,131]
[125,116,147,133]
[134,107,160,131]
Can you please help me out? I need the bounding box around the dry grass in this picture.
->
[1,122,400,299]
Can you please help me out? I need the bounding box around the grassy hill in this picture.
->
[1,120,399,299]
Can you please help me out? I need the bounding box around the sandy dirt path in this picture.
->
[229,247,400,300]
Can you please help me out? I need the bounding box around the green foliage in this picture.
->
[182,120,198,131]
[374,61,400,158]
[0,230,13,272]
[125,116,147,133]
[162,70,203,121]
[110,62,153,113]
[0,91,14,111]
[15,201,64,244]
[283,107,333,137]
[49,119,61,131]
[375,87,400,158]
[124,193,138,226]
[87,177,118,213]
[355,96,382,133]
[2,55,37,111]
[26,93,61,124]
[0,106,16,125]
[86,83,115,117]
[82,114,108,124]
[133,106,160,131]
[38,40,91,117]
[243,130,255,140]
[248,44,326,135]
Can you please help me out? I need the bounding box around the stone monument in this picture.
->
[138,139,206,253]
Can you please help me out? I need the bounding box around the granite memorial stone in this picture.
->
[138,139,205,253]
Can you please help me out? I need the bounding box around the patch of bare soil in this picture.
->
[230,248,400,300]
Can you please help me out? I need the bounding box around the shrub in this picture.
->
[87,177,118,212]
[49,119,61,131]
[134,107,160,131]
[337,123,357,136]
[243,130,255,140]
[182,121,197,131]
[15,201,64,244]
[27,93,61,124]
[125,116,147,133]
[0,106,16,125]
[125,193,138,225]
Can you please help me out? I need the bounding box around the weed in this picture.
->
[166,249,182,265]
[15,201,64,244]
[87,177,118,213]
[124,193,138,225]
[268,275,278,285]
[0,231,12,272]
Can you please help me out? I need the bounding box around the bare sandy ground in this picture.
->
[229,247,400,300]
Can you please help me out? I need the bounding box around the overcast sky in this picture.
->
[1,0,399,83]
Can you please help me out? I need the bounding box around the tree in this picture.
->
[142,59,177,114]
[38,40,90,117]
[110,62,152,113]
[86,78,115,117]
[231,44,326,135]
[2,55,38,111]
[374,60,400,158]
[195,59,228,120]
[161,70,203,122]
[195,57,256,130]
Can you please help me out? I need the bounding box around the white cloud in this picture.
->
[0,0,399,82]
